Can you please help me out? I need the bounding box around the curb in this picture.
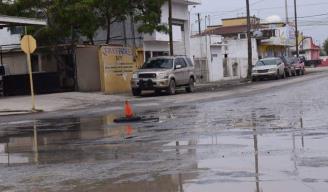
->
[0,109,43,116]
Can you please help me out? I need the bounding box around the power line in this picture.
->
[251,1,328,11]
[194,1,328,15]
[193,0,266,15]
[297,12,328,19]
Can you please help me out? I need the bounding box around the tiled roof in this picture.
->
[202,25,248,36]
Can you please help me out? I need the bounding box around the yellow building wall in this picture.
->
[99,46,137,94]
[259,45,286,57]
[135,48,145,69]
[223,18,247,27]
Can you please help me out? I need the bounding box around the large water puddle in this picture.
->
[1,78,328,192]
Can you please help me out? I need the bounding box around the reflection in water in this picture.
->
[252,111,261,192]
[300,116,304,148]
[0,98,322,192]
[0,117,139,165]
[0,116,197,192]
[0,138,10,166]
[292,116,305,176]
[33,121,38,164]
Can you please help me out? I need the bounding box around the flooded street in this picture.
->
[1,75,328,192]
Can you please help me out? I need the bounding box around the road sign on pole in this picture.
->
[21,35,37,54]
[20,35,37,111]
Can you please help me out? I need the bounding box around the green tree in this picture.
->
[48,0,100,44]
[93,0,131,44]
[1,0,168,45]
[323,39,328,56]
[133,0,167,34]
[93,0,167,43]
[320,48,326,56]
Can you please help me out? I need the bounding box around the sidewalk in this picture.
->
[0,92,131,115]
[0,67,327,116]
[0,79,244,115]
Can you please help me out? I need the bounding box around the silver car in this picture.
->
[131,56,195,96]
[252,57,286,81]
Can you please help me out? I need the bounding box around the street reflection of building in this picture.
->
[0,111,201,191]
[0,116,143,165]
[0,118,81,165]
[86,139,199,192]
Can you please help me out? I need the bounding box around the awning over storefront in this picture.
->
[0,15,47,27]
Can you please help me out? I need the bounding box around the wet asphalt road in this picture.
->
[1,74,328,192]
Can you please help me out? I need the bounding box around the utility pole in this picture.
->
[205,15,207,30]
[285,0,289,57]
[294,0,299,57]
[285,0,289,24]
[197,13,201,34]
[168,0,174,56]
[122,20,127,46]
[246,0,253,80]
[0,46,3,66]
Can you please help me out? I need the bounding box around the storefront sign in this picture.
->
[99,46,136,94]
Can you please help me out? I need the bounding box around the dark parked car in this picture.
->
[280,56,296,77]
[293,57,305,75]
[285,57,305,76]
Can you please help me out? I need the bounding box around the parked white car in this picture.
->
[252,57,286,81]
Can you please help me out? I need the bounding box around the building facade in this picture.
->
[259,22,295,58]
[93,0,201,60]
[190,17,259,82]
[299,36,320,61]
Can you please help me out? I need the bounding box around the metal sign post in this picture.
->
[20,34,37,111]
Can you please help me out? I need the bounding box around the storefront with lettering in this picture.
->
[99,46,137,94]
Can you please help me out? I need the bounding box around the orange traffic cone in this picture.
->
[124,100,134,119]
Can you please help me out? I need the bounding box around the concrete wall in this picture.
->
[1,51,27,74]
[209,46,223,81]
[173,21,190,56]
[75,46,101,92]
[190,36,210,59]
[191,35,257,82]
[1,50,60,75]
[226,39,258,59]
[161,2,189,22]
[40,54,57,72]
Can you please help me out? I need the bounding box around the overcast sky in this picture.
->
[190,0,328,45]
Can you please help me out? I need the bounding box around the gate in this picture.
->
[194,58,209,83]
